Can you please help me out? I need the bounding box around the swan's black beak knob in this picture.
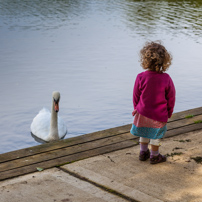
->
[54,101,59,113]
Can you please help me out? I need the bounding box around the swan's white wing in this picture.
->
[58,116,68,139]
[30,108,51,141]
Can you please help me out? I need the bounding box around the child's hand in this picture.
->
[132,109,137,116]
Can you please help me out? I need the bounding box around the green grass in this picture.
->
[194,120,202,124]
[185,114,194,118]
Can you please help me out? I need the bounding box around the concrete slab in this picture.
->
[0,168,127,202]
[63,129,202,202]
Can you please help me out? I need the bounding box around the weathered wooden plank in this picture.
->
[165,122,202,138]
[1,119,201,181]
[1,107,202,181]
[1,119,202,176]
[0,124,132,163]
[0,140,137,181]
[1,107,202,164]
[168,107,202,122]
[167,114,202,130]
[0,133,137,173]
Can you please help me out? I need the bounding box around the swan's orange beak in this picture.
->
[54,103,59,112]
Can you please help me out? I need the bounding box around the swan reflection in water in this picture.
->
[30,91,68,143]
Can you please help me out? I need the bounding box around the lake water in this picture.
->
[1,0,202,154]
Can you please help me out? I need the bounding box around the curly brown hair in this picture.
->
[140,41,172,73]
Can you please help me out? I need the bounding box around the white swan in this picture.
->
[31,91,67,143]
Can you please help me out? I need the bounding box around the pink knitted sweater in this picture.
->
[133,71,175,122]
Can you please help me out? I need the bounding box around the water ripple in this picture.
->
[1,0,202,153]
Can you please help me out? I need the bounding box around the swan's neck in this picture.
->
[49,101,59,141]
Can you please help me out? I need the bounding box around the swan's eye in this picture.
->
[54,98,59,104]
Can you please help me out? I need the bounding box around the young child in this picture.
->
[130,41,175,164]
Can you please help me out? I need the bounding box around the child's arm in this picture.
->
[166,78,176,118]
[133,75,141,110]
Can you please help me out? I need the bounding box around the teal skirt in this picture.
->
[130,111,167,139]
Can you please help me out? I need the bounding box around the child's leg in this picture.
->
[139,137,150,161]
[139,137,149,151]
[150,139,166,164]
[150,139,161,157]
[151,144,160,156]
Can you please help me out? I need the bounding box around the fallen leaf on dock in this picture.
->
[36,167,44,171]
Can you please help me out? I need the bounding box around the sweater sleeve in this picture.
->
[166,77,176,118]
[133,75,141,109]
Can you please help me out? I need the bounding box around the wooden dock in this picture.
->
[1,107,202,181]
